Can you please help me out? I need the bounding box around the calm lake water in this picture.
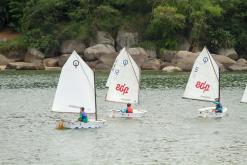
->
[0,70,247,165]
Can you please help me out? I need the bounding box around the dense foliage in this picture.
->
[1,0,246,56]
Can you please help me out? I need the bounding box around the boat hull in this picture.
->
[56,119,106,129]
[197,107,227,118]
[109,109,147,118]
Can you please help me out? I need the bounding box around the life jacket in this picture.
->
[127,107,133,113]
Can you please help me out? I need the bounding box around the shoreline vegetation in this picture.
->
[0,0,246,72]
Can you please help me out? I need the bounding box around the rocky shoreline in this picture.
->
[0,31,246,72]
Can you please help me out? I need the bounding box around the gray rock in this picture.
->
[217,48,238,60]
[58,54,70,67]
[60,40,86,54]
[44,58,59,67]
[96,31,115,46]
[7,50,25,61]
[0,65,6,70]
[24,48,45,63]
[127,47,148,66]
[228,64,247,71]
[6,62,45,70]
[84,44,116,61]
[95,63,110,70]
[141,59,161,70]
[98,53,117,66]
[212,54,236,69]
[160,50,177,62]
[0,54,10,65]
[116,31,138,51]
[171,51,199,71]
[236,58,246,65]
[162,66,182,72]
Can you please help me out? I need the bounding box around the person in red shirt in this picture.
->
[126,103,133,113]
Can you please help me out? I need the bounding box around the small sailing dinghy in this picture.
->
[52,51,105,129]
[241,85,247,103]
[106,48,147,118]
[183,47,227,118]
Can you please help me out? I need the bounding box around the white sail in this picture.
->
[183,47,219,102]
[52,51,95,113]
[106,48,140,104]
[241,85,247,103]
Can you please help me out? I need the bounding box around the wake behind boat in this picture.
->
[52,51,105,129]
[106,48,147,118]
[183,47,227,118]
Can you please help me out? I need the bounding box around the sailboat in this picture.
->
[241,85,247,103]
[52,50,105,129]
[183,47,227,118]
[106,47,147,118]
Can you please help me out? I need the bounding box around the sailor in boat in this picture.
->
[120,103,133,113]
[78,107,88,123]
[212,98,223,113]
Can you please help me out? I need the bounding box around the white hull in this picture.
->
[56,119,106,129]
[109,109,147,118]
[197,107,228,118]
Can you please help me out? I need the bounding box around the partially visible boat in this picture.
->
[52,51,105,129]
[183,47,227,118]
[106,48,147,118]
[241,85,247,103]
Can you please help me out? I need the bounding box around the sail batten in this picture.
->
[106,48,140,104]
[52,51,95,113]
[183,47,219,102]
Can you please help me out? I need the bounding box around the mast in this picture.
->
[219,68,221,102]
[93,69,97,121]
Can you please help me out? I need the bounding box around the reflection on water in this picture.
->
[0,70,247,164]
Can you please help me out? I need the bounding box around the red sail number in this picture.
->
[116,84,129,95]
[195,81,210,93]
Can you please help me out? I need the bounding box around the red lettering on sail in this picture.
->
[115,84,129,95]
[195,81,210,93]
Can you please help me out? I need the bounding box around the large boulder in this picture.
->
[236,58,247,65]
[127,47,148,66]
[141,59,161,70]
[228,64,247,71]
[58,54,70,67]
[160,50,177,62]
[0,65,6,70]
[0,54,10,65]
[98,53,117,66]
[84,44,116,61]
[44,58,58,67]
[217,48,238,60]
[24,48,45,63]
[96,31,115,46]
[116,31,138,51]
[212,54,236,69]
[60,40,86,54]
[171,51,198,71]
[6,62,45,70]
[95,63,111,70]
[162,66,182,72]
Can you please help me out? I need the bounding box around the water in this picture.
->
[0,70,247,165]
